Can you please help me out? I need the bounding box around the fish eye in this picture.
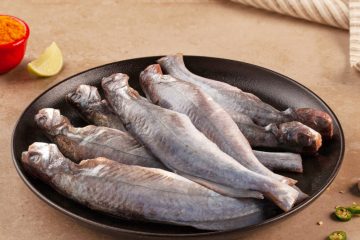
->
[72,92,83,102]
[36,114,48,126]
[28,151,41,163]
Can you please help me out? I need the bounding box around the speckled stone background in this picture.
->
[1,1,359,239]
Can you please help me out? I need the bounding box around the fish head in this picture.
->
[142,64,163,76]
[139,64,163,101]
[157,53,185,69]
[34,108,70,136]
[295,108,334,140]
[102,73,129,92]
[140,64,177,104]
[21,142,65,179]
[279,121,322,154]
[66,85,101,108]
[102,73,141,101]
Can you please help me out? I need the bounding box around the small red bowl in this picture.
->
[0,15,30,74]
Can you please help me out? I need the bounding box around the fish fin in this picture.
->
[178,172,264,199]
[292,185,309,204]
[265,183,299,212]
[264,123,279,136]
[283,107,296,117]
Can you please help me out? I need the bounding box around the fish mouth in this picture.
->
[34,108,68,135]
[22,142,51,166]
[102,73,129,91]
[21,151,32,165]
[65,91,78,104]
[21,150,40,176]
[35,108,58,128]
[102,73,141,100]
[66,85,101,105]
[21,142,57,181]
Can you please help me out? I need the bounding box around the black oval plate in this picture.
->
[12,56,344,239]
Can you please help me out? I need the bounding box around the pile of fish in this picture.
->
[22,54,334,231]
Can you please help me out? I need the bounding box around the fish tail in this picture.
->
[292,185,309,204]
[280,176,298,186]
[265,182,299,212]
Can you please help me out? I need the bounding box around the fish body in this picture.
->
[139,64,293,185]
[102,73,299,211]
[69,86,304,172]
[21,142,267,231]
[232,112,322,154]
[35,108,302,173]
[66,84,125,131]
[157,54,333,139]
[34,108,165,169]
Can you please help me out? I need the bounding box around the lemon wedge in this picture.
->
[28,42,63,77]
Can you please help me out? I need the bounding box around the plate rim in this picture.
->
[11,55,345,237]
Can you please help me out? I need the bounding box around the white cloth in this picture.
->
[231,0,360,71]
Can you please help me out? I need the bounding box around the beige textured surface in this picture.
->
[1,1,360,239]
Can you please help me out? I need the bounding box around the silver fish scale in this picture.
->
[157,54,291,126]
[139,67,291,185]
[35,108,164,168]
[59,159,260,222]
[102,74,299,211]
[61,91,303,173]
[22,143,267,230]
